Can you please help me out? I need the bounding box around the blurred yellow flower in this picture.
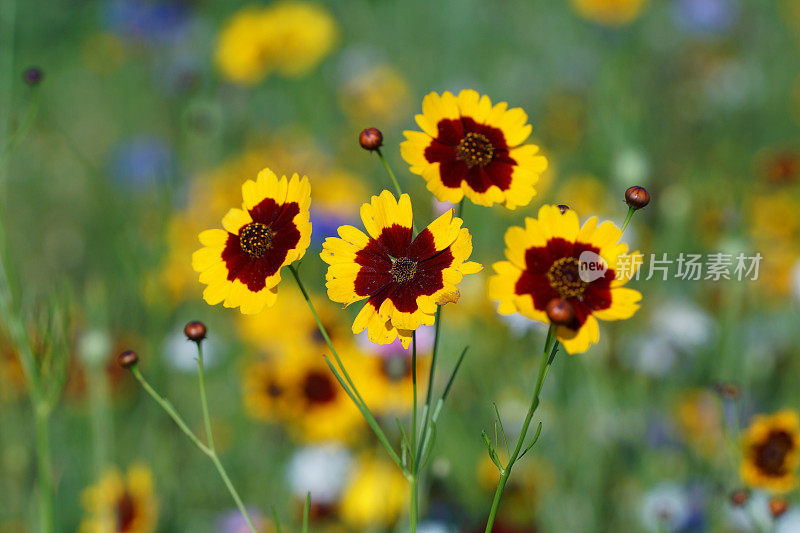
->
[339,455,407,529]
[741,409,800,494]
[360,352,430,414]
[238,289,347,358]
[241,349,367,443]
[555,174,614,219]
[215,2,338,85]
[402,89,547,209]
[338,64,411,125]
[489,205,642,354]
[192,169,312,314]
[79,464,157,533]
[571,0,648,26]
[674,390,724,459]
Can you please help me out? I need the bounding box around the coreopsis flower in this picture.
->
[192,169,311,314]
[741,410,800,493]
[400,89,547,209]
[571,0,648,26]
[79,465,157,533]
[241,349,367,442]
[488,205,642,354]
[321,191,482,348]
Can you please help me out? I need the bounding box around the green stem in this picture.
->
[410,474,418,533]
[376,148,403,197]
[410,331,419,532]
[34,404,53,533]
[131,367,210,455]
[195,342,215,452]
[484,326,558,533]
[288,264,406,472]
[208,453,256,533]
[620,206,635,234]
[415,306,441,467]
[130,367,257,533]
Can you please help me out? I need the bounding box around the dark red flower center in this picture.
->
[391,257,418,283]
[754,430,794,476]
[456,132,494,168]
[266,380,283,398]
[116,491,137,532]
[302,371,337,405]
[239,222,274,258]
[547,257,587,299]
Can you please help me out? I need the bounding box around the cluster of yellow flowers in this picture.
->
[215,1,338,84]
[192,89,643,355]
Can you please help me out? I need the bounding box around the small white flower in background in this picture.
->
[418,522,454,533]
[726,491,771,532]
[77,329,112,367]
[776,509,800,533]
[791,259,800,302]
[287,443,352,504]
[163,329,220,373]
[216,507,265,533]
[639,483,690,532]
[626,336,678,377]
[613,147,650,189]
[650,299,714,351]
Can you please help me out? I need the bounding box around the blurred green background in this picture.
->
[2,0,800,531]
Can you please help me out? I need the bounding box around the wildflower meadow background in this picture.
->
[2,0,800,532]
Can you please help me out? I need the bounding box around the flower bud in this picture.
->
[769,498,789,518]
[359,127,383,151]
[714,382,740,400]
[729,489,749,507]
[22,67,43,86]
[184,321,207,342]
[118,350,139,369]
[557,204,570,214]
[625,186,650,210]
[545,298,574,326]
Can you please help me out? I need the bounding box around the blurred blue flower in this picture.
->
[672,0,737,34]
[110,136,174,189]
[310,208,352,245]
[102,0,190,44]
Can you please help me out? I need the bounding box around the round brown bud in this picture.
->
[545,298,574,326]
[359,127,383,151]
[714,382,740,400]
[118,350,139,369]
[184,321,207,342]
[625,186,650,210]
[769,498,789,518]
[729,489,749,507]
[22,67,43,86]
[557,204,570,214]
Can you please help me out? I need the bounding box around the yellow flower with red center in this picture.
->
[488,205,642,354]
[741,410,800,494]
[79,464,157,533]
[401,90,547,209]
[241,350,367,443]
[192,168,311,314]
[321,191,482,348]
